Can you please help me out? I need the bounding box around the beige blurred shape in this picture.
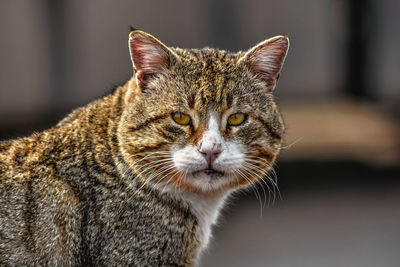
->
[280,99,400,165]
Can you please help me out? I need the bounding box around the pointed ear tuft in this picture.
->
[240,35,289,90]
[129,30,176,90]
[129,26,138,32]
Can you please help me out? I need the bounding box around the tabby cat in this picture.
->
[0,30,289,266]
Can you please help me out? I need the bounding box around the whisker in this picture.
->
[242,161,279,206]
[281,136,304,150]
[130,163,175,199]
[243,156,278,201]
[240,165,268,212]
[134,159,173,178]
[235,168,263,214]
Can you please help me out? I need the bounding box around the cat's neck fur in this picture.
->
[162,185,231,252]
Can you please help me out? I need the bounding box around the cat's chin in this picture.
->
[192,168,225,181]
[180,168,234,193]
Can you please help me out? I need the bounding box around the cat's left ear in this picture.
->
[239,35,289,91]
[129,30,177,91]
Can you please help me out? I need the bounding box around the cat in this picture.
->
[0,29,289,266]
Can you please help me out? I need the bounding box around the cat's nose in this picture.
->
[198,140,222,165]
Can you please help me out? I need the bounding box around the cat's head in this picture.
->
[118,30,289,194]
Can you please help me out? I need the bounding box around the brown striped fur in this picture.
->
[0,30,289,266]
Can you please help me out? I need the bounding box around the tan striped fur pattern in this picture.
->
[0,30,289,266]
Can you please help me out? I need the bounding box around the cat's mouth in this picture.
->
[192,168,225,179]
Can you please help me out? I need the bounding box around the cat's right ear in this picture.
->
[129,30,177,92]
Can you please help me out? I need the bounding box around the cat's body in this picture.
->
[0,30,289,266]
[0,87,201,266]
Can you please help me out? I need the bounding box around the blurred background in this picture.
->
[0,0,399,266]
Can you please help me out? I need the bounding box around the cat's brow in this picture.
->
[226,92,233,108]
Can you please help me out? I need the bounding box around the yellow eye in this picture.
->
[172,112,191,126]
[227,113,246,126]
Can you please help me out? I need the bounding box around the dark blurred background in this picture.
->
[1,0,399,266]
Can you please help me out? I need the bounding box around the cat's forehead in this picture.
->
[174,47,241,72]
[170,48,251,111]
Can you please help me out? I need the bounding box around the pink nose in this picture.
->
[198,141,222,165]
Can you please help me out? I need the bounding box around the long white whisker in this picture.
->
[240,166,268,213]
[281,136,304,150]
[235,168,263,215]
[130,163,174,198]
[243,165,272,207]
[243,160,279,205]
[134,158,172,177]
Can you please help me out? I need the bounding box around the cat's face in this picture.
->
[119,30,288,194]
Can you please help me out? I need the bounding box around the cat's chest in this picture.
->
[176,191,230,251]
